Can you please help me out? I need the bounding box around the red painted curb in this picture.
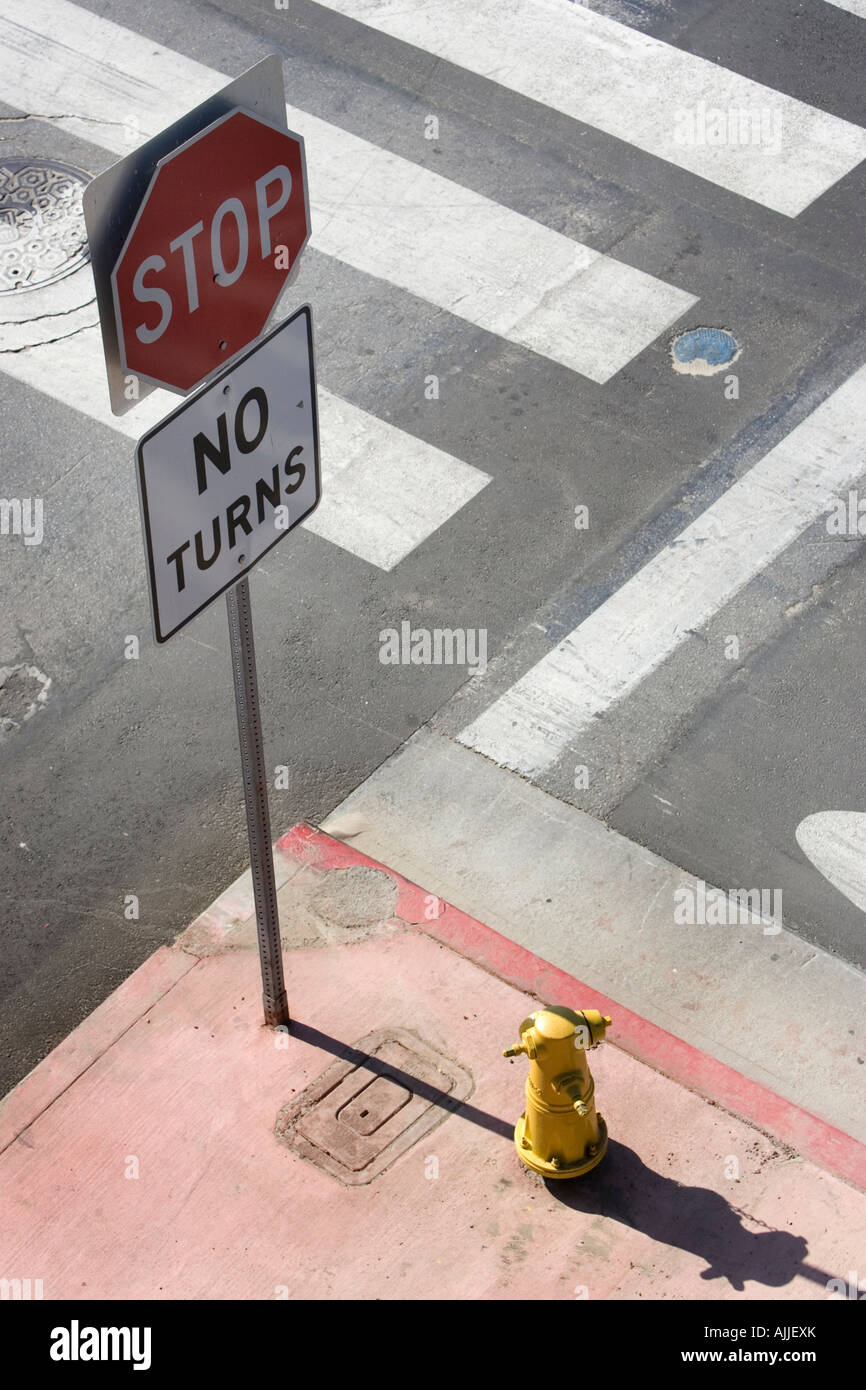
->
[277,822,866,1193]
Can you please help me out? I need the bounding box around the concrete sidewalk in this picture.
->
[0,824,863,1301]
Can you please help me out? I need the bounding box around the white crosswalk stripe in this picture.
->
[459,363,866,775]
[318,0,866,216]
[824,0,866,17]
[0,0,696,383]
[0,326,490,572]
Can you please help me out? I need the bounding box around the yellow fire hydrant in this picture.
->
[503,1004,611,1178]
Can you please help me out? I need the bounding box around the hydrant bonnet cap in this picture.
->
[535,1007,581,1040]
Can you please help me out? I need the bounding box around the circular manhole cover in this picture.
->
[0,159,91,296]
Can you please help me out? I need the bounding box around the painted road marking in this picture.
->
[824,0,866,17]
[0,0,696,382]
[459,363,866,776]
[796,812,866,914]
[670,326,741,376]
[319,0,866,216]
[0,326,489,572]
[305,394,489,571]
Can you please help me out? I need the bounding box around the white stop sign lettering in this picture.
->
[132,164,292,344]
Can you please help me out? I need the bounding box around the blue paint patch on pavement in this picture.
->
[673,328,738,365]
[671,327,740,376]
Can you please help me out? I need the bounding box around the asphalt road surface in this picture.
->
[1,0,865,1096]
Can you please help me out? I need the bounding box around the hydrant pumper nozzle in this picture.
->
[502,1004,611,1179]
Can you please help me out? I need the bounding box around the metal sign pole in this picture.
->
[226,576,289,1028]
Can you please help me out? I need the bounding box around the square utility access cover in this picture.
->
[275,1028,473,1186]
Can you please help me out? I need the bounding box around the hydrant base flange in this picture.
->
[513,1112,608,1179]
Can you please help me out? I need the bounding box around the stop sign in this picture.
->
[111,108,310,393]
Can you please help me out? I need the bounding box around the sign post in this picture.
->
[226,577,288,1027]
[84,60,317,1030]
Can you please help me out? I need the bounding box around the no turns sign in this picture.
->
[136,305,320,642]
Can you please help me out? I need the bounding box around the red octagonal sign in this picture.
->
[112,108,310,394]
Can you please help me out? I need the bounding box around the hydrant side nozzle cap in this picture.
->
[582,1008,612,1039]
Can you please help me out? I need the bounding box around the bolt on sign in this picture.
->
[136,307,320,643]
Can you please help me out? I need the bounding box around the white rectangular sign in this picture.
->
[136,306,320,642]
